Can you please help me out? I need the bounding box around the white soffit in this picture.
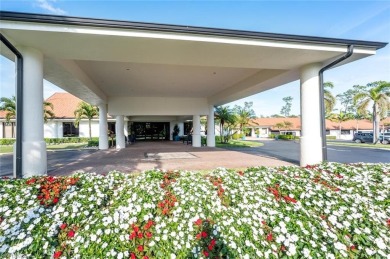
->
[0,12,386,107]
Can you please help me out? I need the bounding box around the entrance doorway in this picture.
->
[132,122,170,141]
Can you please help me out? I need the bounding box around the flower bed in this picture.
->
[0,163,389,258]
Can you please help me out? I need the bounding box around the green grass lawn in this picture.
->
[0,143,88,154]
[216,139,263,148]
[327,141,390,149]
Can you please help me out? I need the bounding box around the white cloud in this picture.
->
[36,0,66,15]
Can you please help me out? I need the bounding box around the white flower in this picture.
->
[375,237,386,250]
[171,254,176,259]
[91,234,97,242]
[303,248,310,258]
[334,242,346,251]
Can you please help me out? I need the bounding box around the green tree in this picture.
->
[0,96,16,123]
[0,96,55,124]
[274,122,285,134]
[280,96,293,117]
[215,106,234,143]
[323,82,337,116]
[283,121,293,131]
[234,102,256,133]
[353,81,390,143]
[74,101,99,139]
[329,111,353,139]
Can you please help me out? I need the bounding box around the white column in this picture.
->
[207,105,215,147]
[192,115,201,147]
[99,104,108,149]
[18,47,47,177]
[124,120,129,140]
[300,63,323,166]
[115,115,126,149]
[251,128,255,137]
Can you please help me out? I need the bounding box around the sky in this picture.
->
[0,0,389,117]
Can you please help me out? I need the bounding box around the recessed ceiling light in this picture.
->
[213,72,216,75]
[126,68,130,71]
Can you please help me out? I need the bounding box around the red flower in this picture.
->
[238,171,244,176]
[137,245,144,252]
[133,225,140,233]
[194,219,203,226]
[210,239,216,246]
[26,178,36,185]
[53,197,59,204]
[143,257,149,259]
[67,230,75,238]
[53,251,62,258]
[129,231,136,240]
[196,233,202,240]
[387,218,390,227]
[144,220,154,230]
[201,231,208,238]
[280,245,286,251]
[137,232,143,239]
[349,245,357,250]
[208,244,214,251]
[203,250,209,257]
[60,223,67,230]
[266,233,273,242]
[261,221,266,225]
[130,253,136,259]
[146,232,153,239]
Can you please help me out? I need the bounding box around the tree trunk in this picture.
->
[339,122,341,139]
[89,119,92,140]
[220,122,224,143]
[356,119,359,132]
[373,103,380,144]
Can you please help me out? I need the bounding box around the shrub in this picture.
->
[0,138,16,145]
[277,134,299,140]
[87,140,99,147]
[269,133,275,139]
[232,133,240,140]
[44,137,98,145]
[201,136,207,146]
[326,136,337,140]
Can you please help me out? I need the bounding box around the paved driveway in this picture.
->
[234,139,390,164]
[0,141,293,177]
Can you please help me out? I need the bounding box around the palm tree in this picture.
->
[74,101,99,139]
[274,122,285,134]
[234,102,256,133]
[43,101,55,123]
[329,111,353,139]
[354,81,390,143]
[0,96,16,123]
[0,96,55,123]
[324,82,336,116]
[215,106,234,143]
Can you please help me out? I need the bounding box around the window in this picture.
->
[341,130,350,135]
[63,122,79,137]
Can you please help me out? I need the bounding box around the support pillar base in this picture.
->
[300,136,322,166]
[192,134,201,147]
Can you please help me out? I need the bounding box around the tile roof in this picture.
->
[249,117,390,131]
[45,92,83,119]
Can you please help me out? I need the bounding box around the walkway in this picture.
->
[48,141,293,176]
